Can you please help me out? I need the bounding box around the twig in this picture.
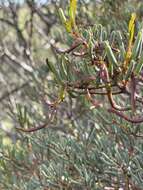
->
[109,108,143,123]
[16,122,48,133]
[16,109,56,132]
[51,42,82,54]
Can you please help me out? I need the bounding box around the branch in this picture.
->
[109,108,143,123]
[16,109,56,132]
[16,123,48,133]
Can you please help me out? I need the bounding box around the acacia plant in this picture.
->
[0,0,143,190]
[17,2,143,132]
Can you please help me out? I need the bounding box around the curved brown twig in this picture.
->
[16,123,48,133]
[51,42,81,54]
[102,63,130,111]
[107,90,130,111]
[86,89,102,108]
[109,108,143,123]
[16,109,56,132]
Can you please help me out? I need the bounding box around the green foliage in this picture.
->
[0,0,143,190]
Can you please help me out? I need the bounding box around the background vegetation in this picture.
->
[0,0,143,189]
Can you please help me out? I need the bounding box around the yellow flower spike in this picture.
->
[128,13,136,33]
[65,20,72,33]
[58,0,77,33]
[69,0,77,28]
[128,13,136,46]
[123,13,136,73]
